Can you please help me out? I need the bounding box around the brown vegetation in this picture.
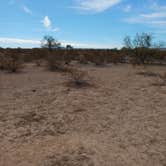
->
[153,72,166,86]
[67,68,91,88]
[0,51,23,72]
[0,46,165,67]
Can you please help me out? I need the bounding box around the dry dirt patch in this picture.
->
[41,146,95,166]
[0,63,166,166]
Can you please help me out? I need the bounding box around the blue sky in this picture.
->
[0,0,165,48]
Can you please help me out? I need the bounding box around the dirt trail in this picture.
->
[0,63,166,166]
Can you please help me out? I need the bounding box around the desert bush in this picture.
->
[155,73,166,86]
[62,50,73,64]
[0,54,5,70]
[35,59,43,66]
[0,52,23,73]
[110,53,124,64]
[79,54,88,64]
[42,35,61,51]
[129,56,140,67]
[47,54,65,71]
[67,68,91,88]
[47,53,74,73]
[90,53,105,66]
[5,57,23,72]
[124,33,153,65]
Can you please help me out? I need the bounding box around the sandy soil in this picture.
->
[0,63,166,166]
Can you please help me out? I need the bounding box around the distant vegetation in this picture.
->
[41,35,61,51]
[123,33,166,65]
[0,48,24,72]
[0,33,165,73]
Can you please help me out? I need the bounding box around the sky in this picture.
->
[0,0,165,48]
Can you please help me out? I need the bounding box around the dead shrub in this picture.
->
[0,53,23,73]
[0,54,5,70]
[35,59,44,67]
[160,73,166,82]
[5,58,23,72]
[79,55,88,64]
[91,55,105,66]
[129,57,141,67]
[47,54,66,72]
[63,52,73,65]
[110,54,119,64]
[67,68,91,88]
[153,73,166,86]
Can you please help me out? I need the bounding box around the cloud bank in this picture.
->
[0,37,119,48]
[124,2,166,28]
[73,0,121,13]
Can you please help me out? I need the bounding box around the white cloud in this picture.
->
[123,5,131,12]
[124,17,166,27]
[150,1,166,11]
[41,16,60,32]
[62,40,120,48]
[0,37,120,48]
[141,12,166,18]
[52,27,60,32]
[0,37,40,45]
[73,0,121,13]
[124,2,166,28]
[42,16,51,28]
[22,5,32,15]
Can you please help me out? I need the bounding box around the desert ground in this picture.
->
[0,63,166,166]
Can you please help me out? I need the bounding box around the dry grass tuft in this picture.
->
[67,68,92,88]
